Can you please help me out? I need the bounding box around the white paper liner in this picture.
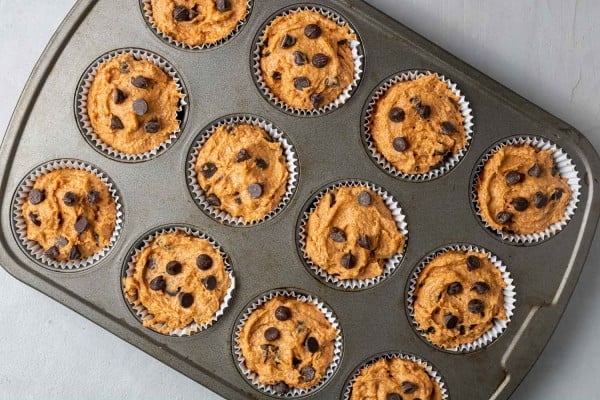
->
[11,159,123,271]
[186,114,298,226]
[252,5,364,117]
[232,289,343,397]
[141,0,253,50]
[297,180,409,290]
[363,70,474,181]
[407,244,516,353]
[342,352,449,400]
[75,48,188,162]
[122,225,235,337]
[472,136,581,244]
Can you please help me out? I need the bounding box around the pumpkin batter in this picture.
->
[370,74,466,174]
[22,169,117,262]
[413,250,506,349]
[123,231,231,334]
[195,123,289,223]
[260,10,356,110]
[238,296,337,392]
[149,0,248,46]
[305,186,404,281]
[477,144,571,235]
[350,357,443,400]
[87,53,183,155]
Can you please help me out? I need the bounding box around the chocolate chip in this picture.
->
[300,366,315,382]
[110,115,124,130]
[551,163,559,176]
[275,306,291,321]
[357,190,372,206]
[132,99,148,116]
[551,188,564,201]
[248,183,263,199]
[386,393,402,400]
[402,381,418,394]
[330,227,346,242]
[440,121,456,135]
[149,275,166,291]
[294,77,310,90]
[388,107,405,122]
[466,255,481,271]
[512,197,529,211]
[68,246,81,260]
[196,254,213,270]
[357,235,371,250]
[74,216,88,233]
[392,137,409,152]
[410,96,421,105]
[29,212,41,226]
[87,190,99,205]
[232,149,250,163]
[202,275,217,291]
[293,51,307,65]
[201,162,217,179]
[28,189,45,205]
[63,191,76,206]
[415,103,431,119]
[45,246,59,260]
[206,194,221,207]
[496,211,513,224]
[173,5,195,21]
[180,293,194,308]
[166,261,182,275]
[271,71,282,80]
[273,382,289,394]
[120,61,129,74]
[471,281,490,295]
[255,158,268,169]
[215,0,231,12]
[144,117,160,134]
[304,24,322,39]
[329,193,336,207]
[312,53,329,68]
[341,251,356,269]
[534,191,548,208]
[55,236,68,247]
[528,163,541,177]
[131,75,148,89]
[447,281,463,295]
[505,171,523,185]
[468,299,484,314]
[426,326,436,334]
[444,313,458,329]
[310,93,323,108]
[264,327,280,341]
[280,34,296,48]
[305,336,319,353]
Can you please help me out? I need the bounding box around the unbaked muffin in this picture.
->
[370,74,467,174]
[21,169,117,262]
[259,9,356,110]
[86,53,183,155]
[476,143,572,235]
[123,230,231,334]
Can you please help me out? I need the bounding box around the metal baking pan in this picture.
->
[1,1,599,399]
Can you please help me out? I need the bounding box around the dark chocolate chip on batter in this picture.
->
[466,255,481,271]
[131,75,149,89]
[255,158,268,169]
[63,191,77,207]
[505,171,523,185]
[440,121,456,135]
[248,183,263,199]
[55,236,68,248]
[496,211,513,224]
[393,136,409,152]
[550,188,564,201]
[415,103,431,119]
[300,366,315,382]
[444,312,458,329]
[149,275,166,291]
[201,162,217,179]
[166,260,182,275]
[180,292,194,308]
[512,197,529,212]
[280,34,296,49]
[294,76,310,90]
[275,306,291,321]
[271,71,282,80]
[173,5,197,21]
[110,115,124,130]
[330,226,346,242]
[206,194,221,207]
[305,336,319,353]
[312,53,329,68]
[402,381,418,394]
[236,148,251,162]
[357,234,371,250]
[132,99,148,116]
[341,251,356,269]
[215,0,232,12]
[388,107,405,122]
[304,24,322,39]
[45,246,59,260]
[310,93,324,108]
[533,191,548,208]
[202,275,217,291]
[74,216,89,233]
[196,254,213,270]
[293,51,307,66]
[471,281,490,295]
[386,393,402,400]
[468,299,484,314]
[69,246,81,260]
[357,190,372,206]
[113,88,126,104]
[273,381,289,395]
[528,163,541,177]
[264,327,280,341]
[144,117,160,134]
[28,188,45,205]
[29,212,41,226]
[446,281,463,295]
[87,190,100,205]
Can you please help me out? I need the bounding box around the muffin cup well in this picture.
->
[406,244,516,353]
[186,114,298,226]
[140,0,253,50]
[252,4,364,117]
[362,70,474,181]
[232,288,343,398]
[75,48,188,162]
[472,136,581,244]
[297,180,409,290]
[11,159,123,271]
[342,351,449,400]
[122,225,235,336]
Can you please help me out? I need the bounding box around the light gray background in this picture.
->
[0,1,598,399]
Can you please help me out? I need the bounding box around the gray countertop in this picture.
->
[1,1,598,398]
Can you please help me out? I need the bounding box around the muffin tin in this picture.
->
[0,1,599,399]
